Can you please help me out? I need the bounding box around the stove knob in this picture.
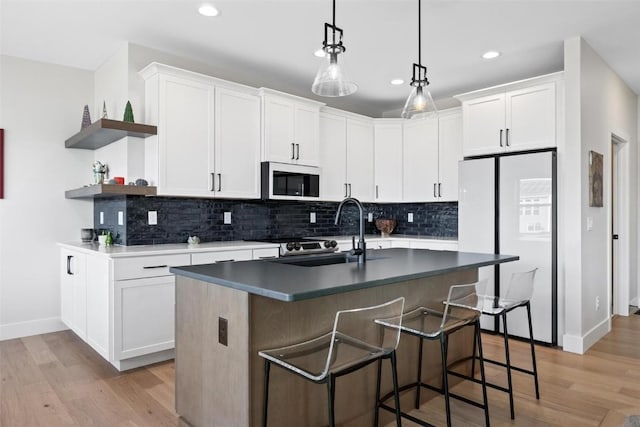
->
[286,242,295,252]
[324,240,331,248]
[294,242,302,250]
[330,240,337,248]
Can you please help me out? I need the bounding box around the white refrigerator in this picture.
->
[458,151,557,345]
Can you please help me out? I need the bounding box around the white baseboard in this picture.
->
[0,317,68,341]
[562,317,611,354]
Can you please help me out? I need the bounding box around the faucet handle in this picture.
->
[352,235,357,249]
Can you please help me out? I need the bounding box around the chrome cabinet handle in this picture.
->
[375,185,379,199]
[210,173,215,191]
[258,256,277,259]
[218,173,222,191]
[348,183,352,197]
[66,255,74,275]
[344,183,348,197]
[438,183,442,198]
[143,265,169,269]
[295,144,300,160]
[505,128,510,146]
[499,129,504,147]
[291,143,295,160]
[216,259,235,263]
[433,183,437,198]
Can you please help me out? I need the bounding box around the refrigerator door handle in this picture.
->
[499,129,504,147]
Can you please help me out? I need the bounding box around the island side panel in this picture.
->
[176,276,251,427]
[248,269,477,427]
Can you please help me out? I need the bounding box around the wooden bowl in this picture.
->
[375,219,397,237]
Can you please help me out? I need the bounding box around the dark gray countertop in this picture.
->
[170,248,518,302]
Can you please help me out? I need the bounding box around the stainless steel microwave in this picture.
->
[261,162,320,200]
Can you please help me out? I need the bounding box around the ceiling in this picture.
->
[2,0,640,117]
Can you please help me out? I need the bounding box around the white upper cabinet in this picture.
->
[261,90,322,167]
[402,109,462,202]
[319,109,374,202]
[403,117,439,201]
[373,120,403,203]
[319,111,347,200]
[214,87,261,198]
[141,63,261,199]
[457,74,562,157]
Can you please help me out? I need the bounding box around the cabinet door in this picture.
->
[346,118,375,201]
[319,112,347,201]
[462,93,506,156]
[60,249,87,339]
[506,83,556,151]
[86,255,110,360]
[214,88,261,198]
[158,75,215,197]
[295,104,320,166]
[263,96,296,164]
[114,276,175,360]
[403,117,439,202]
[374,122,403,202]
[437,110,463,201]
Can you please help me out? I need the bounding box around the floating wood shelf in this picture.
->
[65,119,157,150]
[65,184,157,199]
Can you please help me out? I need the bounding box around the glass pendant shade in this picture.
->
[401,85,437,119]
[312,51,358,97]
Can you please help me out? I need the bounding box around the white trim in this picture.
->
[562,317,611,354]
[454,71,564,101]
[0,317,67,341]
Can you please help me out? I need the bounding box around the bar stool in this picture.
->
[473,269,540,420]
[376,282,490,427]
[258,297,405,427]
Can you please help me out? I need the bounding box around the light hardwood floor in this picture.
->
[1,315,638,426]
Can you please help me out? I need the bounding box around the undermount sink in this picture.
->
[267,252,386,267]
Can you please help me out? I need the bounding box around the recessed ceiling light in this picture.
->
[314,49,326,58]
[390,79,405,86]
[198,4,219,17]
[482,51,501,60]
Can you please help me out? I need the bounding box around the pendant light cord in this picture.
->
[418,0,421,66]
[332,0,336,41]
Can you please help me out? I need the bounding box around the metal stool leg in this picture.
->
[476,320,491,427]
[471,320,478,378]
[502,312,515,420]
[327,374,336,427]
[526,302,540,399]
[390,351,403,426]
[262,359,270,427]
[441,334,452,427]
[415,336,424,409]
[374,358,383,427]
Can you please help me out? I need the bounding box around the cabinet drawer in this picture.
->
[253,248,280,259]
[369,240,392,250]
[191,249,253,265]
[114,254,191,280]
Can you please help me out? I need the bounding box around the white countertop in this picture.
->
[58,241,280,258]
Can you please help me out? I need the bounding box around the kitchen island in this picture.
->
[171,248,517,427]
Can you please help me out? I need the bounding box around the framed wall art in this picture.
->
[589,150,603,207]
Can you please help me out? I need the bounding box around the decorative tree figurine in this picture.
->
[81,105,91,129]
[123,101,135,123]
[102,101,108,119]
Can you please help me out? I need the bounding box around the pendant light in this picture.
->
[401,0,437,119]
[311,0,357,97]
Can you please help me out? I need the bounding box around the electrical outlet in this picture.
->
[118,211,124,226]
[367,212,373,222]
[224,211,232,224]
[595,296,600,311]
[148,211,157,225]
[310,212,316,223]
[99,211,104,225]
[408,213,414,223]
[218,317,228,346]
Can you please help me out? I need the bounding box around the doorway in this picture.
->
[610,133,630,316]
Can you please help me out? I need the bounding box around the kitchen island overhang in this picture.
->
[170,248,518,301]
[171,248,518,427]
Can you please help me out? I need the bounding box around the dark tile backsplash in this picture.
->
[93,197,457,245]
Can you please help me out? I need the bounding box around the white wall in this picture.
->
[562,38,638,353]
[0,56,94,340]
